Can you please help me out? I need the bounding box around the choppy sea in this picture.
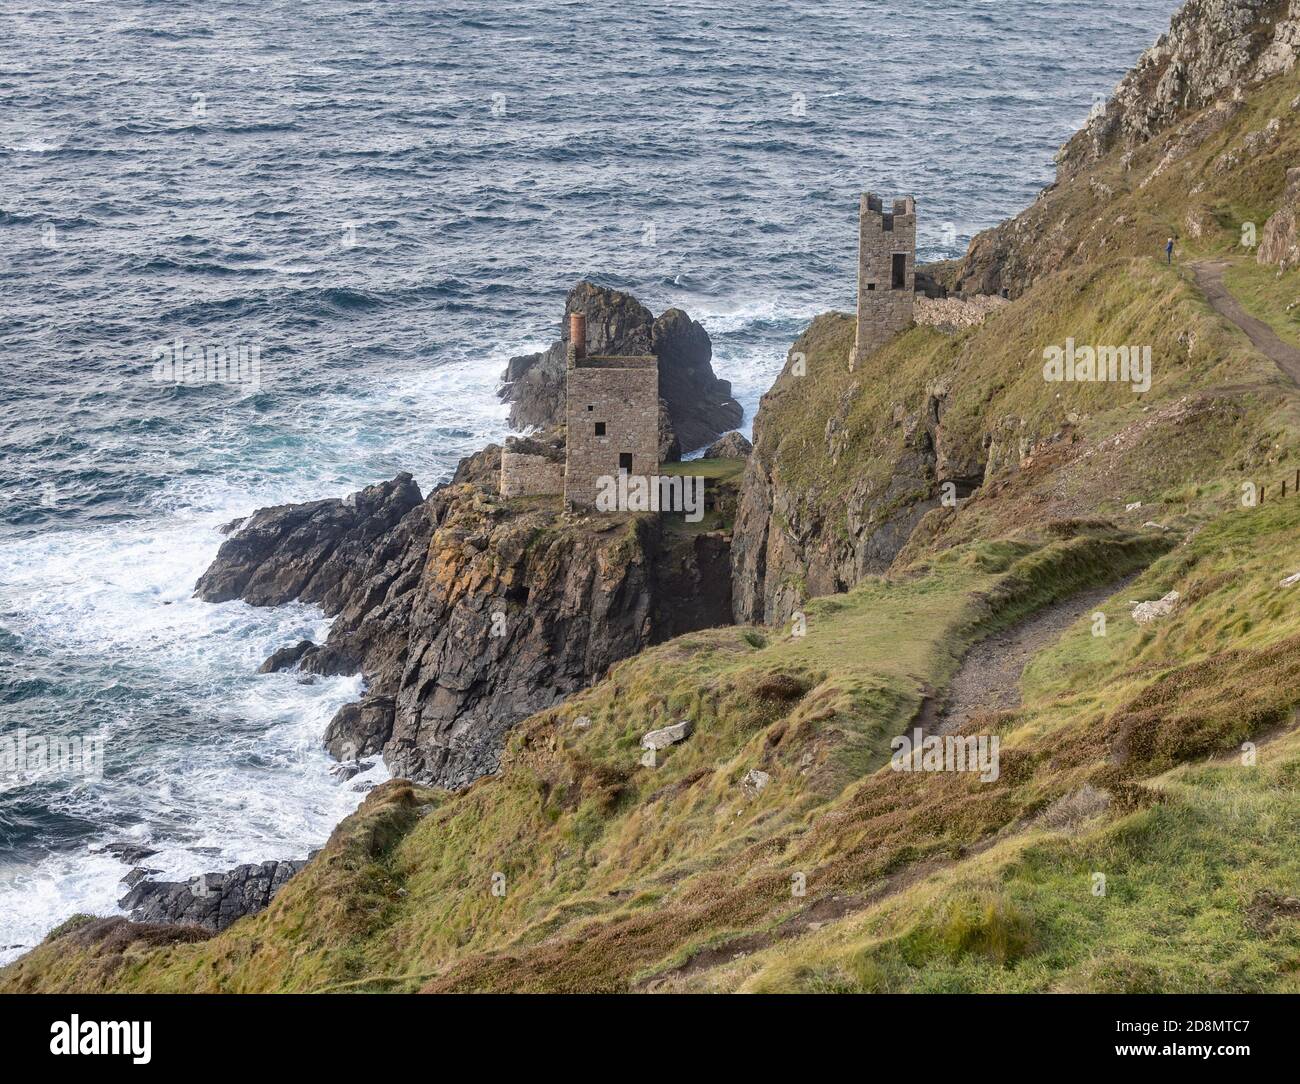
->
[0,0,1177,961]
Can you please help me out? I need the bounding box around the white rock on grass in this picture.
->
[641,720,693,750]
[741,768,771,793]
[1281,572,1300,588]
[1131,590,1180,624]
[639,720,694,768]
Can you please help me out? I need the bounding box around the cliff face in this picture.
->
[730,315,984,625]
[1058,0,1298,181]
[499,281,743,454]
[955,0,1299,297]
[198,478,733,789]
[375,488,731,787]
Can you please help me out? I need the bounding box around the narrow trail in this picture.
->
[925,574,1139,736]
[1190,259,1300,386]
[633,262,1300,992]
[639,574,1141,991]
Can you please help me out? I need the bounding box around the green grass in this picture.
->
[660,457,747,483]
[680,497,1300,992]
[1,527,1171,993]
[1223,259,1300,350]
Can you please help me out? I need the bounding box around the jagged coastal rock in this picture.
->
[199,475,734,788]
[1058,0,1300,181]
[118,859,307,932]
[195,474,424,609]
[498,281,742,453]
[703,431,753,459]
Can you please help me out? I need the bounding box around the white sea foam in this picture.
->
[0,497,387,964]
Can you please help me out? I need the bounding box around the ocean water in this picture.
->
[0,0,1177,962]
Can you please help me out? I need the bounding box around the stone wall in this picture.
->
[499,451,564,498]
[851,193,916,369]
[564,355,659,510]
[915,294,1009,329]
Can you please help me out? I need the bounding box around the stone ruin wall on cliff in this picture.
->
[499,451,565,498]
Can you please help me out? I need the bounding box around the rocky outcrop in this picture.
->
[451,443,502,488]
[1057,0,1298,182]
[499,282,742,453]
[258,640,315,673]
[703,431,753,459]
[1258,165,1300,269]
[651,306,743,451]
[118,859,307,932]
[324,696,394,759]
[377,491,731,786]
[200,477,733,789]
[195,474,423,608]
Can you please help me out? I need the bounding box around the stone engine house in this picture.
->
[497,311,660,511]
[850,192,916,371]
[563,312,659,511]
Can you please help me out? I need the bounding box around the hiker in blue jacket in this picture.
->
[1165,236,1175,264]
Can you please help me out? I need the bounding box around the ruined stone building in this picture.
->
[498,311,660,511]
[850,193,916,371]
[563,312,659,511]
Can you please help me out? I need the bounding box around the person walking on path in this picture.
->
[1165,236,1175,264]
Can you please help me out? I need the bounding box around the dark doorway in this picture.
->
[618,453,633,473]
[891,253,906,289]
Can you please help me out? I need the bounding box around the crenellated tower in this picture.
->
[849,193,916,371]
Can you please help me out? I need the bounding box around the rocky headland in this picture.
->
[197,285,743,792]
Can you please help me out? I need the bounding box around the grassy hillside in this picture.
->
[681,504,1300,992]
[3,525,1177,993]
[957,53,1300,298]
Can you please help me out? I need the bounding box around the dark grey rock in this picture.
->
[451,443,502,488]
[118,858,308,932]
[324,697,395,760]
[99,842,159,865]
[258,639,316,674]
[702,431,753,459]
[195,473,423,608]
